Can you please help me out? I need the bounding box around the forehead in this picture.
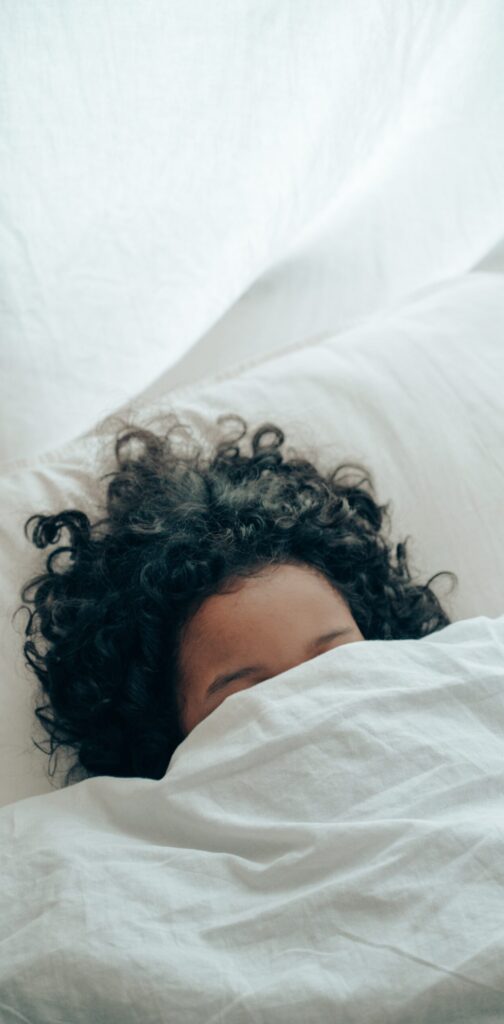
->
[185,563,342,641]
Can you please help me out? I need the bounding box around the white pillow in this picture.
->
[2,271,503,808]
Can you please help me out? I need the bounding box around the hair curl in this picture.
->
[14,412,457,785]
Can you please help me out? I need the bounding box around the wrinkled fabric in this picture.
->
[1,1,504,464]
[2,614,504,1022]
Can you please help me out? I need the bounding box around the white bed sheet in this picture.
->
[2,613,504,1022]
[1,0,504,466]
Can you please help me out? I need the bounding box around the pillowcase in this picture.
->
[1,270,503,808]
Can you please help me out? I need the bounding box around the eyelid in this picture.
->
[207,667,260,697]
[206,627,354,699]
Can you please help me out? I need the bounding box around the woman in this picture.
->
[16,412,456,783]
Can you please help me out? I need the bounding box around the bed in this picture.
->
[1,269,504,1021]
[1,3,504,1022]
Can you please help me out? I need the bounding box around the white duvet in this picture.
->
[2,1,504,466]
[2,614,504,1023]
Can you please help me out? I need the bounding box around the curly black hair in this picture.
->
[14,412,457,785]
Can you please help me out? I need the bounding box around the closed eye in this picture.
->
[205,626,354,698]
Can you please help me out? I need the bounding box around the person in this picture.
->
[15,412,456,783]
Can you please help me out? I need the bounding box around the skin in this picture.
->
[177,561,364,734]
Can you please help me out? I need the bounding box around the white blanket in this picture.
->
[2,614,504,1022]
[2,1,504,465]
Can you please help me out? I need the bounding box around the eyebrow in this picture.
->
[205,627,354,699]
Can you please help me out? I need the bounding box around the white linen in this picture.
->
[2,614,504,1022]
[1,1,504,465]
